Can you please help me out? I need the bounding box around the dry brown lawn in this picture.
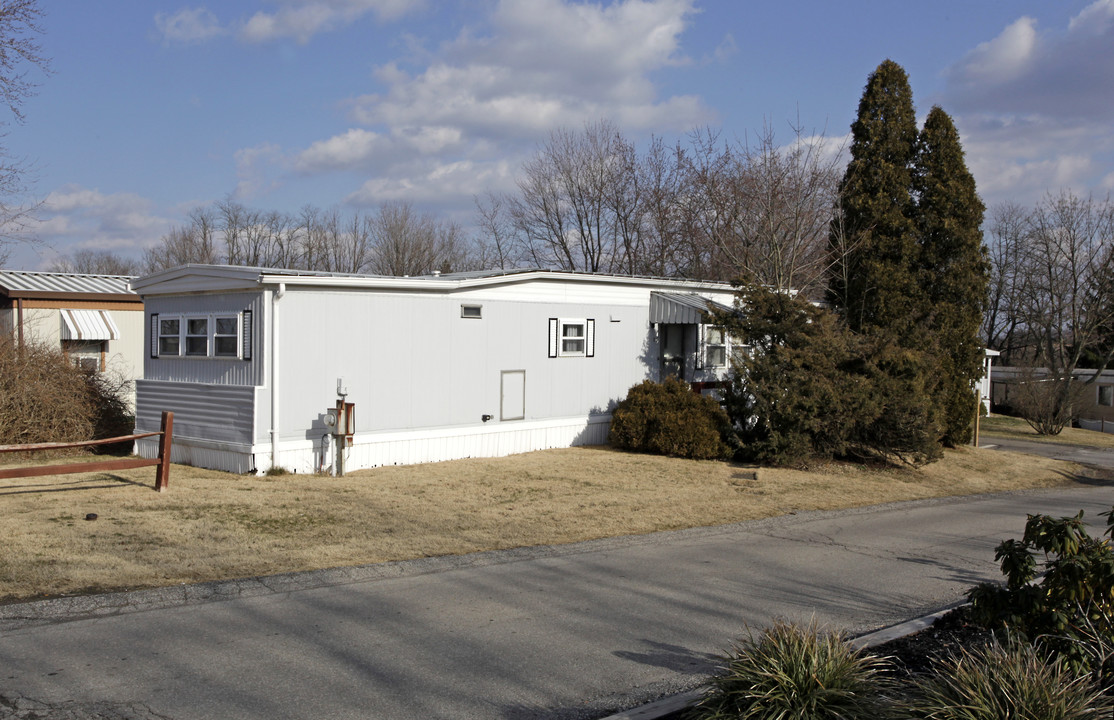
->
[0,444,1096,604]
[981,413,1114,449]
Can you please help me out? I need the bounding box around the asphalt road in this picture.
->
[1,476,1112,719]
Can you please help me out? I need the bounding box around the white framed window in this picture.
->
[213,316,239,356]
[560,319,586,356]
[461,304,482,319]
[705,326,727,368]
[153,312,248,360]
[158,317,180,356]
[185,317,209,356]
[548,318,595,358]
[1099,385,1113,407]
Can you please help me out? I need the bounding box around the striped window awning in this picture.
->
[649,292,734,324]
[60,309,119,341]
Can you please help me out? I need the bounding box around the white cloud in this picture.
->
[945,0,1114,119]
[260,0,714,211]
[295,129,386,172]
[23,185,173,268]
[233,144,286,199]
[953,17,1037,85]
[352,0,706,137]
[155,0,420,46]
[344,157,518,206]
[941,0,1114,205]
[239,0,422,44]
[155,7,226,45]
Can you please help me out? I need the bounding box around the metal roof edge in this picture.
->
[256,268,735,292]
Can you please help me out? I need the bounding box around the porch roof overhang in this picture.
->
[60,309,119,341]
[649,292,734,324]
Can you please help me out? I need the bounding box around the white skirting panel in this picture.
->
[140,415,613,475]
[136,437,257,474]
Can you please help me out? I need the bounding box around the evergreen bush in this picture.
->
[609,377,733,460]
[719,285,941,466]
[967,508,1114,676]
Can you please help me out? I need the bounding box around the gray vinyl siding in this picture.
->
[136,379,255,445]
[272,289,660,439]
[143,291,265,386]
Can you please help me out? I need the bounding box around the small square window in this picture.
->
[560,321,585,356]
[461,304,482,319]
[1099,386,1113,407]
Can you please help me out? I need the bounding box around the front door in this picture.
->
[660,324,685,380]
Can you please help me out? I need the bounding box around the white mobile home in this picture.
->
[130,266,738,474]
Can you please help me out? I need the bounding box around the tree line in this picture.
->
[982,191,1114,432]
[54,119,843,296]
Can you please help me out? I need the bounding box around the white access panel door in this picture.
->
[501,370,525,421]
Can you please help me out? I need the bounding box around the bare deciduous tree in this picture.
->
[507,120,641,273]
[49,249,140,276]
[142,207,219,273]
[984,191,1114,433]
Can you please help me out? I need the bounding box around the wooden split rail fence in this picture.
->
[0,411,175,492]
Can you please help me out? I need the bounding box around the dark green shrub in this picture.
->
[718,285,941,467]
[609,377,733,460]
[967,508,1114,676]
[687,620,895,720]
[907,640,1113,720]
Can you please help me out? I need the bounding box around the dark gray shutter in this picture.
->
[586,319,595,357]
[242,310,253,361]
[150,313,159,359]
[548,318,558,358]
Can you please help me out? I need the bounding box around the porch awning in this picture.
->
[649,292,733,324]
[60,309,119,341]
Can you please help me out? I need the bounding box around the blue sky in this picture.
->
[6,0,1113,269]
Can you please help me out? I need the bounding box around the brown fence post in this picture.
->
[155,411,174,492]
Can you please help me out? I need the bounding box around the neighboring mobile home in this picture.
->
[129,265,738,474]
[0,270,145,404]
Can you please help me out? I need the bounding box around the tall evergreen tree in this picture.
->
[913,106,989,445]
[828,60,921,340]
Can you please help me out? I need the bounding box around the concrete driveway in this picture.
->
[2,482,1112,720]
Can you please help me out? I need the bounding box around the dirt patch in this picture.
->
[0,445,1101,603]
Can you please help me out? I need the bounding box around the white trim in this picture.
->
[152,414,613,474]
[153,311,245,359]
[558,318,587,357]
[131,264,734,296]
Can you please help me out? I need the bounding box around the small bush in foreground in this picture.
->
[967,507,1114,675]
[609,377,733,460]
[686,620,895,720]
[907,640,1113,720]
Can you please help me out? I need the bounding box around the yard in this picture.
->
[0,430,1097,604]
